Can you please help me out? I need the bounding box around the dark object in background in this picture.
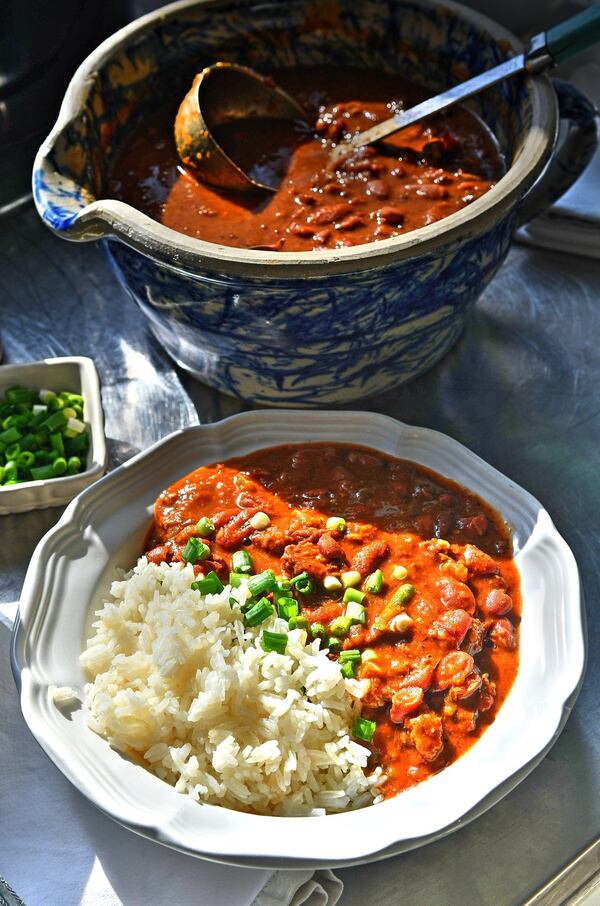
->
[0,0,130,214]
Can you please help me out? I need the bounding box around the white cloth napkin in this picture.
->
[0,603,343,906]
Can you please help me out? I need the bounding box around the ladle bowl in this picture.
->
[174,62,307,192]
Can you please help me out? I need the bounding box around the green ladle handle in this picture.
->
[545,6,600,64]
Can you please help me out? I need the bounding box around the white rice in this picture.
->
[80,558,382,816]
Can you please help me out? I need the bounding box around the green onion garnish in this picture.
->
[232,550,254,574]
[329,616,353,637]
[191,571,224,595]
[261,630,288,654]
[390,583,416,607]
[344,601,367,625]
[181,537,211,564]
[352,717,377,742]
[30,464,55,481]
[339,649,361,663]
[195,516,215,537]
[310,622,327,639]
[327,637,342,654]
[245,598,274,626]
[290,572,314,595]
[229,571,248,588]
[288,615,309,631]
[343,587,365,605]
[0,426,22,445]
[52,457,67,476]
[364,569,384,594]
[340,661,357,679]
[277,597,299,621]
[247,569,278,596]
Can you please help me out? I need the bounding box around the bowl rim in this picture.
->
[0,356,107,514]
[11,410,585,867]
[33,0,558,278]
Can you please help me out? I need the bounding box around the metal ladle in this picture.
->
[174,62,308,192]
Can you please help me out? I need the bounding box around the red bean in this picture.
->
[378,205,405,225]
[352,540,390,576]
[450,671,482,701]
[434,651,474,690]
[462,544,498,576]
[317,533,347,563]
[390,686,423,723]
[408,713,444,762]
[483,588,513,616]
[366,179,389,199]
[437,576,476,614]
[308,203,353,225]
[489,618,517,650]
[430,609,472,645]
[337,214,364,231]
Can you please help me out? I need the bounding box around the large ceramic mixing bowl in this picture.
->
[33,0,597,405]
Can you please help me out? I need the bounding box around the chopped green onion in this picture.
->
[50,432,65,455]
[191,571,224,595]
[327,637,342,653]
[344,601,367,625]
[3,460,18,482]
[390,583,416,608]
[182,537,211,564]
[326,516,346,533]
[340,661,357,679]
[250,511,271,530]
[288,615,309,631]
[52,457,67,476]
[47,396,65,411]
[17,450,35,469]
[247,569,277,596]
[5,443,20,460]
[343,587,365,605]
[41,411,67,433]
[310,622,327,639]
[339,649,361,663]
[391,565,408,581]
[6,387,35,405]
[0,426,22,445]
[38,389,56,403]
[261,630,288,654]
[195,516,215,537]
[277,597,299,621]
[245,598,274,626]
[229,571,248,588]
[329,616,353,637]
[232,550,254,574]
[31,464,55,481]
[364,569,384,594]
[341,570,361,589]
[323,575,343,593]
[352,717,377,742]
[290,572,314,595]
[277,577,293,591]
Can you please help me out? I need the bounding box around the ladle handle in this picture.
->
[545,6,600,64]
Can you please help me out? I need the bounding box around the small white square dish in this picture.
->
[11,411,585,868]
[0,356,107,514]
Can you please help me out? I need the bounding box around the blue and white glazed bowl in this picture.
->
[33,0,596,406]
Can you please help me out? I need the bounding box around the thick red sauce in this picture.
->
[108,65,505,252]
[145,443,520,798]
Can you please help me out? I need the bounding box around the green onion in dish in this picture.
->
[364,569,384,594]
[232,550,254,574]
[339,649,361,663]
[290,572,314,595]
[329,616,353,637]
[195,516,215,537]
[343,587,365,605]
[261,630,288,654]
[344,600,367,625]
[229,571,248,588]
[245,598,274,626]
[310,622,327,639]
[247,569,278,596]
[389,583,416,607]
[288,615,309,631]
[277,597,299,621]
[352,717,377,743]
[340,661,357,679]
[191,571,224,595]
[181,537,211,564]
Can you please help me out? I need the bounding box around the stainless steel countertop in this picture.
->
[1,205,599,904]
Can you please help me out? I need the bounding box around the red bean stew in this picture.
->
[108,65,505,252]
[145,443,520,798]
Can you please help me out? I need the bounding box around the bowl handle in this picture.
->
[517,79,598,227]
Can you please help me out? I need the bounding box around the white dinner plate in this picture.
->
[11,410,585,868]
